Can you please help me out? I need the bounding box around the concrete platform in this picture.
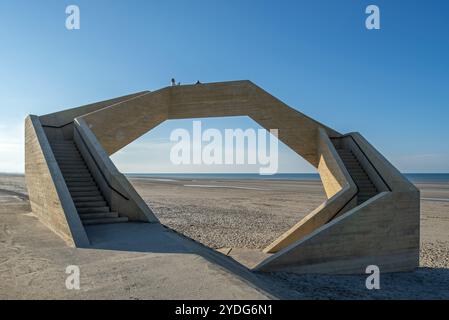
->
[0,189,282,299]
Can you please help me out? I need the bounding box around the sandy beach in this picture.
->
[129,176,449,268]
[1,173,449,299]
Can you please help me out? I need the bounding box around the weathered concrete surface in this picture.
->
[0,189,277,300]
[263,128,357,253]
[26,80,420,275]
[80,81,340,165]
[256,133,420,274]
[24,115,89,247]
[74,119,158,223]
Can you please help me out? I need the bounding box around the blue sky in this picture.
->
[0,0,448,173]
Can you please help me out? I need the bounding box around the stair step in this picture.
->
[356,187,375,191]
[357,181,377,190]
[78,206,110,214]
[75,201,107,208]
[353,179,371,184]
[71,192,101,198]
[69,185,98,191]
[54,152,80,157]
[72,195,104,202]
[53,148,79,152]
[59,162,85,166]
[56,156,85,164]
[51,143,75,147]
[357,184,375,189]
[65,176,93,182]
[58,161,85,165]
[82,217,129,225]
[66,178,95,182]
[358,190,377,197]
[349,171,371,182]
[358,184,376,189]
[52,147,78,152]
[352,178,370,183]
[55,154,81,158]
[57,158,84,162]
[62,170,91,176]
[349,172,371,182]
[60,166,88,170]
[358,192,377,196]
[80,212,119,220]
[63,173,91,178]
[66,182,97,188]
[348,169,366,174]
[53,149,78,153]
[71,193,102,198]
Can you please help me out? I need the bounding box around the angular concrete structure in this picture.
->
[25,80,420,274]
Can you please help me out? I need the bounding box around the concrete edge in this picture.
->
[74,118,159,223]
[262,129,357,253]
[253,192,391,272]
[25,115,90,247]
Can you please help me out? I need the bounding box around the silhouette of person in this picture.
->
[171,78,176,86]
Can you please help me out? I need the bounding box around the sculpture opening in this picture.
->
[108,116,323,267]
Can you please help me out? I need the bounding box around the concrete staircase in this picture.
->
[50,140,128,225]
[337,148,378,205]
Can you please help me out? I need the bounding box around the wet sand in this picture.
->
[1,173,449,299]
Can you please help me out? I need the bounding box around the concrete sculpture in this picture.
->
[25,80,420,274]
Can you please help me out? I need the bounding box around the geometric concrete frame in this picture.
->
[25,80,420,274]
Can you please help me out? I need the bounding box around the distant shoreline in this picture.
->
[126,173,449,184]
[1,172,449,184]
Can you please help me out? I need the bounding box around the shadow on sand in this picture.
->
[85,222,290,299]
[85,222,449,300]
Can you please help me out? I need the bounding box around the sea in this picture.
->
[126,173,449,184]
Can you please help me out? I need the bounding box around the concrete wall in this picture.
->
[317,129,353,199]
[24,115,89,247]
[25,93,158,246]
[25,81,419,274]
[263,129,357,253]
[255,192,419,274]
[40,92,149,128]
[80,81,340,167]
[39,92,149,142]
[255,132,420,274]
[79,90,170,156]
[74,118,159,223]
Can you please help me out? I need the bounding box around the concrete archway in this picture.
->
[25,80,420,274]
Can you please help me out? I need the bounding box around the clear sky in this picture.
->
[0,0,448,174]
